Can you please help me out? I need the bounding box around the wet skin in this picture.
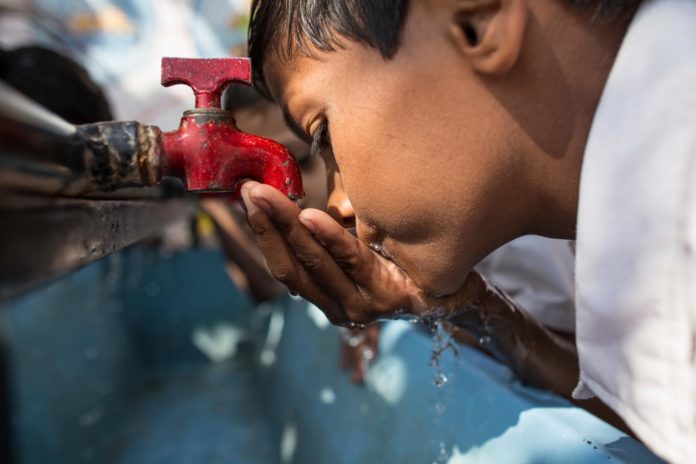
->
[240,0,629,325]
[240,0,636,432]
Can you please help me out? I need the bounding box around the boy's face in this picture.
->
[263,4,534,297]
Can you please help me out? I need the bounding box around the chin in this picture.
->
[411,271,465,299]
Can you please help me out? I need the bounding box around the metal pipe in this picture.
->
[0,81,85,173]
[0,80,75,138]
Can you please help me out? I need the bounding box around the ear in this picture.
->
[448,0,528,75]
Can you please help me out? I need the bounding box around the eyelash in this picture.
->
[310,121,331,158]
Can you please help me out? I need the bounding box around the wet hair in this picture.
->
[248,0,641,97]
[248,0,409,98]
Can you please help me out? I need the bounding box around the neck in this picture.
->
[518,3,636,240]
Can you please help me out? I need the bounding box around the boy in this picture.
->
[240,0,696,461]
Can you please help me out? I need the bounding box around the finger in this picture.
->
[241,182,348,324]
[248,183,376,318]
[299,208,413,314]
[298,208,378,281]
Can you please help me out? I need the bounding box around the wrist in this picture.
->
[448,274,532,370]
[446,271,495,332]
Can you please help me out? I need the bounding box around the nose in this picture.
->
[326,168,356,229]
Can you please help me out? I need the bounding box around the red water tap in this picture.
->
[159,57,303,200]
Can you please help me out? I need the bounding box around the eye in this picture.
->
[310,120,331,158]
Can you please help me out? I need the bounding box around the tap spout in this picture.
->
[161,109,303,200]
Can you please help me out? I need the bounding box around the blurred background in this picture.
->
[0,1,663,463]
[0,0,252,128]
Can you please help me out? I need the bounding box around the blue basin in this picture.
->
[0,248,662,463]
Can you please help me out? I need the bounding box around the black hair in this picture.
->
[248,0,410,98]
[248,0,641,98]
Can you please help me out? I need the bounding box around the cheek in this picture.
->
[389,238,474,295]
[328,94,467,243]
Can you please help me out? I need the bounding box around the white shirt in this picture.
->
[574,0,696,462]
[477,236,576,333]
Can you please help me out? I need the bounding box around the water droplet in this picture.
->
[478,335,492,345]
[340,328,367,347]
[344,321,366,330]
[429,320,458,388]
[435,401,446,415]
[433,372,448,388]
[319,387,336,404]
[433,441,450,464]
[368,242,383,253]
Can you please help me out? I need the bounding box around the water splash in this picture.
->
[433,372,448,388]
[339,327,366,347]
[343,321,367,330]
[428,320,458,388]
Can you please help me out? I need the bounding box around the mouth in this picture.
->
[376,241,465,299]
[366,241,449,298]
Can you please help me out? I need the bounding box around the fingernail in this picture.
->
[241,183,273,217]
[298,214,317,233]
[240,183,258,215]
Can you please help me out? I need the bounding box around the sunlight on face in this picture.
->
[262,4,531,296]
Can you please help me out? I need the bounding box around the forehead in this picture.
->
[262,49,328,111]
[262,40,397,123]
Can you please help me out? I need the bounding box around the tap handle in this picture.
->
[161,57,251,109]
